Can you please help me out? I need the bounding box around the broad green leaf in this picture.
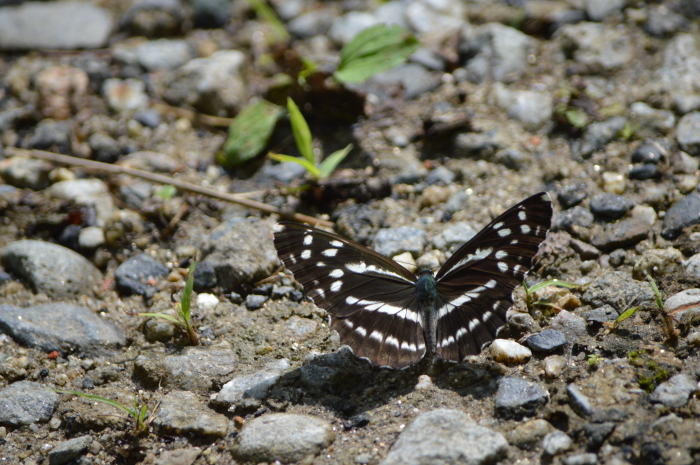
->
[246,0,289,43]
[318,144,353,179]
[220,100,285,168]
[335,24,419,84]
[615,306,639,324]
[565,109,588,128]
[287,98,314,164]
[137,312,183,326]
[269,153,320,178]
[180,261,196,323]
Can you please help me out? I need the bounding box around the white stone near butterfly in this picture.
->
[490,339,532,365]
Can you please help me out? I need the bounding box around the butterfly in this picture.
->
[273,192,552,368]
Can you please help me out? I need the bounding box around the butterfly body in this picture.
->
[415,268,439,355]
[273,192,552,368]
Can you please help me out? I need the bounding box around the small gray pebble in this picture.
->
[246,294,268,310]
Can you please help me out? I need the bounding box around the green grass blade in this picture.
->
[335,24,419,84]
[286,98,314,164]
[220,100,285,168]
[180,261,196,323]
[615,306,639,324]
[646,275,664,309]
[318,144,353,179]
[269,153,320,179]
[56,390,136,418]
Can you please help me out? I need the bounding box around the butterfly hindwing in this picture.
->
[273,222,427,367]
[434,193,552,360]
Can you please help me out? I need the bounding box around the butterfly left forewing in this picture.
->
[434,193,552,361]
[273,222,427,367]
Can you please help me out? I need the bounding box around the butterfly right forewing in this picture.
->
[433,193,553,361]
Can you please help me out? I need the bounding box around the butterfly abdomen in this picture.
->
[415,269,439,355]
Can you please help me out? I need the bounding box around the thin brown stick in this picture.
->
[7,148,334,228]
[151,102,234,127]
[161,199,190,238]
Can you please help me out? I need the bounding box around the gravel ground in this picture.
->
[1,1,700,465]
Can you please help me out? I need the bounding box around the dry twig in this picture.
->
[7,148,333,228]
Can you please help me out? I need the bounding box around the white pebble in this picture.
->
[490,339,532,364]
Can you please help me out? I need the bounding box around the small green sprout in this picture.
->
[136,261,199,346]
[564,109,588,128]
[646,274,679,343]
[587,354,604,369]
[604,306,639,330]
[269,98,353,180]
[56,390,151,435]
[155,184,177,200]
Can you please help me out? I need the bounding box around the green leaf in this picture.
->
[615,306,639,324]
[287,98,314,164]
[155,184,177,200]
[565,109,588,128]
[335,24,420,84]
[318,144,353,179]
[137,312,184,326]
[220,100,285,168]
[269,153,320,178]
[180,261,196,323]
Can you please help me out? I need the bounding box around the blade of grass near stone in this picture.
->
[287,98,314,164]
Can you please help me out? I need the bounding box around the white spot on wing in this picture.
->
[445,247,493,274]
[346,296,359,305]
[345,262,413,283]
[303,235,313,245]
[495,250,508,259]
[497,262,508,273]
[521,224,531,234]
[385,336,399,348]
[330,269,344,278]
[331,281,342,292]
[330,240,343,247]
[369,330,384,342]
[317,262,326,267]
[493,221,504,229]
[498,228,512,237]
[518,211,527,221]
[301,250,311,259]
[273,224,285,233]
[468,318,479,331]
[355,326,367,337]
[322,249,338,257]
